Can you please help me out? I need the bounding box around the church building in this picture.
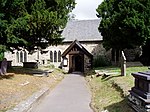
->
[4,19,109,73]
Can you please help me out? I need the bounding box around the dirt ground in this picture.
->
[0,67,64,112]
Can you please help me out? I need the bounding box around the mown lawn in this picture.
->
[86,66,149,112]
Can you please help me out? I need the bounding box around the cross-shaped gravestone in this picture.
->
[0,58,7,75]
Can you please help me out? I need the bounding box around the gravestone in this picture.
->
[121,51,126,76]
[0,58,7,75]
[128,71,150,112]
[0,60,12,69]
[23,62,38,68]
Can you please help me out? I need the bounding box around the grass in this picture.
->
[86,66,149,112]
[0,66,64,111]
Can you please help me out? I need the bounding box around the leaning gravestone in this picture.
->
[121,51,126,76]
[0,58,7,75]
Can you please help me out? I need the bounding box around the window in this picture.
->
[16,51,19,63]
[20,51,23,62]
[54,51,57,62]
[58,50,61,62]
[42,60,45,64]
[24,51,27,62]
[50,51,53,62]
[37,50,40,61]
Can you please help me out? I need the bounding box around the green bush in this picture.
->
[93,55,111,67]
[0,52,4,61]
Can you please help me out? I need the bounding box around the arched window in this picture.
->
[24,51,27,62]
[20,51,23,62]
[16,51,19,63]
[58,50,61,62]
[50,51,53,62]
[54,51,57,62]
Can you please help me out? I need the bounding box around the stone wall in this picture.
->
[84,54,91,72]
[4,41,110,70]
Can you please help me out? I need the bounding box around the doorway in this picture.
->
[70,54,84,72]
[75,55,82,71]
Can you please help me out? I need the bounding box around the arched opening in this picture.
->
[58,50,61,62]
[50,51,53,62]
[16,51,19,63]
[70,54,84,72]
[24,51,27,62]
[54,51,57,62]
[20,51,23,62]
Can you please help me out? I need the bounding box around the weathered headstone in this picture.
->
[0,58,7,75]
[121,51,126,76]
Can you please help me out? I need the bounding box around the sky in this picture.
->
[72,0,103,20]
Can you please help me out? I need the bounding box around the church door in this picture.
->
[71,54,84,72]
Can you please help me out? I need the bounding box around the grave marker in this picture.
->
[128,71,150,112]
[121,51,126,76]
[0,58,7,75]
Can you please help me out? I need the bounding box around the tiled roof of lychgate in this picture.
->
[62,19,102,42]
[62,40,93,58]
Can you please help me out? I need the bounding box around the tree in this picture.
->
[0,0,75,53]
[96,0,150,58]
[140,38,150,65]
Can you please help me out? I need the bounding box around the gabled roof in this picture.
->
[62,40,93,58]
[62,19,102,42]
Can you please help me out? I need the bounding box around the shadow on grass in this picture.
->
[101,75,128,98]
[0,74,14,79]
[8,67,41,74]
[6,66,52,77]
[0,67,42,80]
[104,97,134,112]
[101,74,122,81]
[94,66,120,70]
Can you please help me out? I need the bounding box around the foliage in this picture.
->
[93,55,111,67]
[0,45,5,61]
[0,0,75,53]
[140,38,150,65]
[0,52,4,61]
[96,0,150,51]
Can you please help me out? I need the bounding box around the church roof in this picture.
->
[62,19,102,42]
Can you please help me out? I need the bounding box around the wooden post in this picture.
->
[121,51,126,76]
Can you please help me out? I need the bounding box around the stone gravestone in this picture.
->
[0,58,7,75]
[121,51,126,76]
[128,71,150,112]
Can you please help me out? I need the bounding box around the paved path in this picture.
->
[30,73,93,112]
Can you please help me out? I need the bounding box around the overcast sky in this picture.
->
[72,0,103,20]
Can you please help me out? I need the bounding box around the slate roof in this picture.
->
[62,19,102,42]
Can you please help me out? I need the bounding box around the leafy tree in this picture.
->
[140,38,150,65]
[0,52,4,61]
[0,0,75,53]
[96,0,150,57]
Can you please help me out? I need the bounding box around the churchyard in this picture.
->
[0,61,149,112]
[0,66,64,112]
[86,66,148,112]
